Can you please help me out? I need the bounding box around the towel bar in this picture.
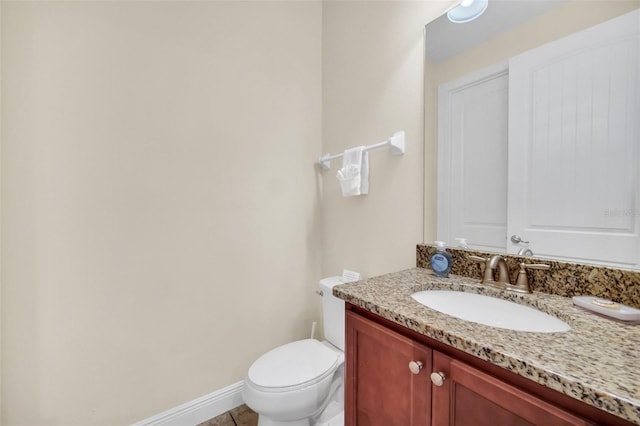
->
[317,131,405,171]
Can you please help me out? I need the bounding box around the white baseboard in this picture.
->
[132,381,245,426]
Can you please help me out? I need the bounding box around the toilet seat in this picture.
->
[247,339,343,393]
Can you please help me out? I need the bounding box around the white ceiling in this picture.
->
[426,0,569,63]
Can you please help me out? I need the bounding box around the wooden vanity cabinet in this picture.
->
[431,351,593,426]
[345,309,431,425]
[345,308,600,426]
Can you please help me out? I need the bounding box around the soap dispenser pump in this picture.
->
[431,241,453,278]
[455,237,469,249]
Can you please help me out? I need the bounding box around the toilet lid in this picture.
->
[248,339,342,389]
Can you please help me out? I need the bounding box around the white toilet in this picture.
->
[242,276,347,426]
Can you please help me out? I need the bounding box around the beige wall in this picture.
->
[424,0,640,242]
[1,1,321,424]
[321,1,455,279]
[0,0,3,419]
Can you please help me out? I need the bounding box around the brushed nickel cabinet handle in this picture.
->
[430,371,446,386]
[408,361,423,375]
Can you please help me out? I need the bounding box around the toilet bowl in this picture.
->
[242,276,348,426]
[243,339,344,426]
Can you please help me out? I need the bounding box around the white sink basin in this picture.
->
[411,290,570,333]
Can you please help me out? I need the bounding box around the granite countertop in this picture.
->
[333,268,640,424]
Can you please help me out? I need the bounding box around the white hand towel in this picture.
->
[336,146,369,197]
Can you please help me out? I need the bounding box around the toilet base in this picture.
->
[256,410,343,426]
[313,401,343,426]
[257,416,310,426]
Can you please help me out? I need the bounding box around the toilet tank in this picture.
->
[319,276,346,351]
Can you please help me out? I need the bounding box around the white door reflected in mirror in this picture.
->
[428,2,640,270]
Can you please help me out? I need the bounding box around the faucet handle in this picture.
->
[468,255,488,263]
[522,263,550,271]
[507,262,550,293]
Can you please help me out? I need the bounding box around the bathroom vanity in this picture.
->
[334,266,640,425]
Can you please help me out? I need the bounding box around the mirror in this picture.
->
[424,0,640,269]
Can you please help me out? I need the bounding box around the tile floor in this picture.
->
[197,404,258,426]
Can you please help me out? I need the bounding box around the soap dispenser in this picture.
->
[430,241,453,278]
[455,237,469,249]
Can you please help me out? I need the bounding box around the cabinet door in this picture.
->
[345,311,431,426]
[431,351,593,426]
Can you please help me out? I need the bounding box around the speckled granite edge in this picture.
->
[334,268,640,424]
[417,244,640,309]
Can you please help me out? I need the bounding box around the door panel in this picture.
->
[508,10,640,267]
[437,63,509,252]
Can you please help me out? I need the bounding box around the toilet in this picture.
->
[242,275,347,426]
